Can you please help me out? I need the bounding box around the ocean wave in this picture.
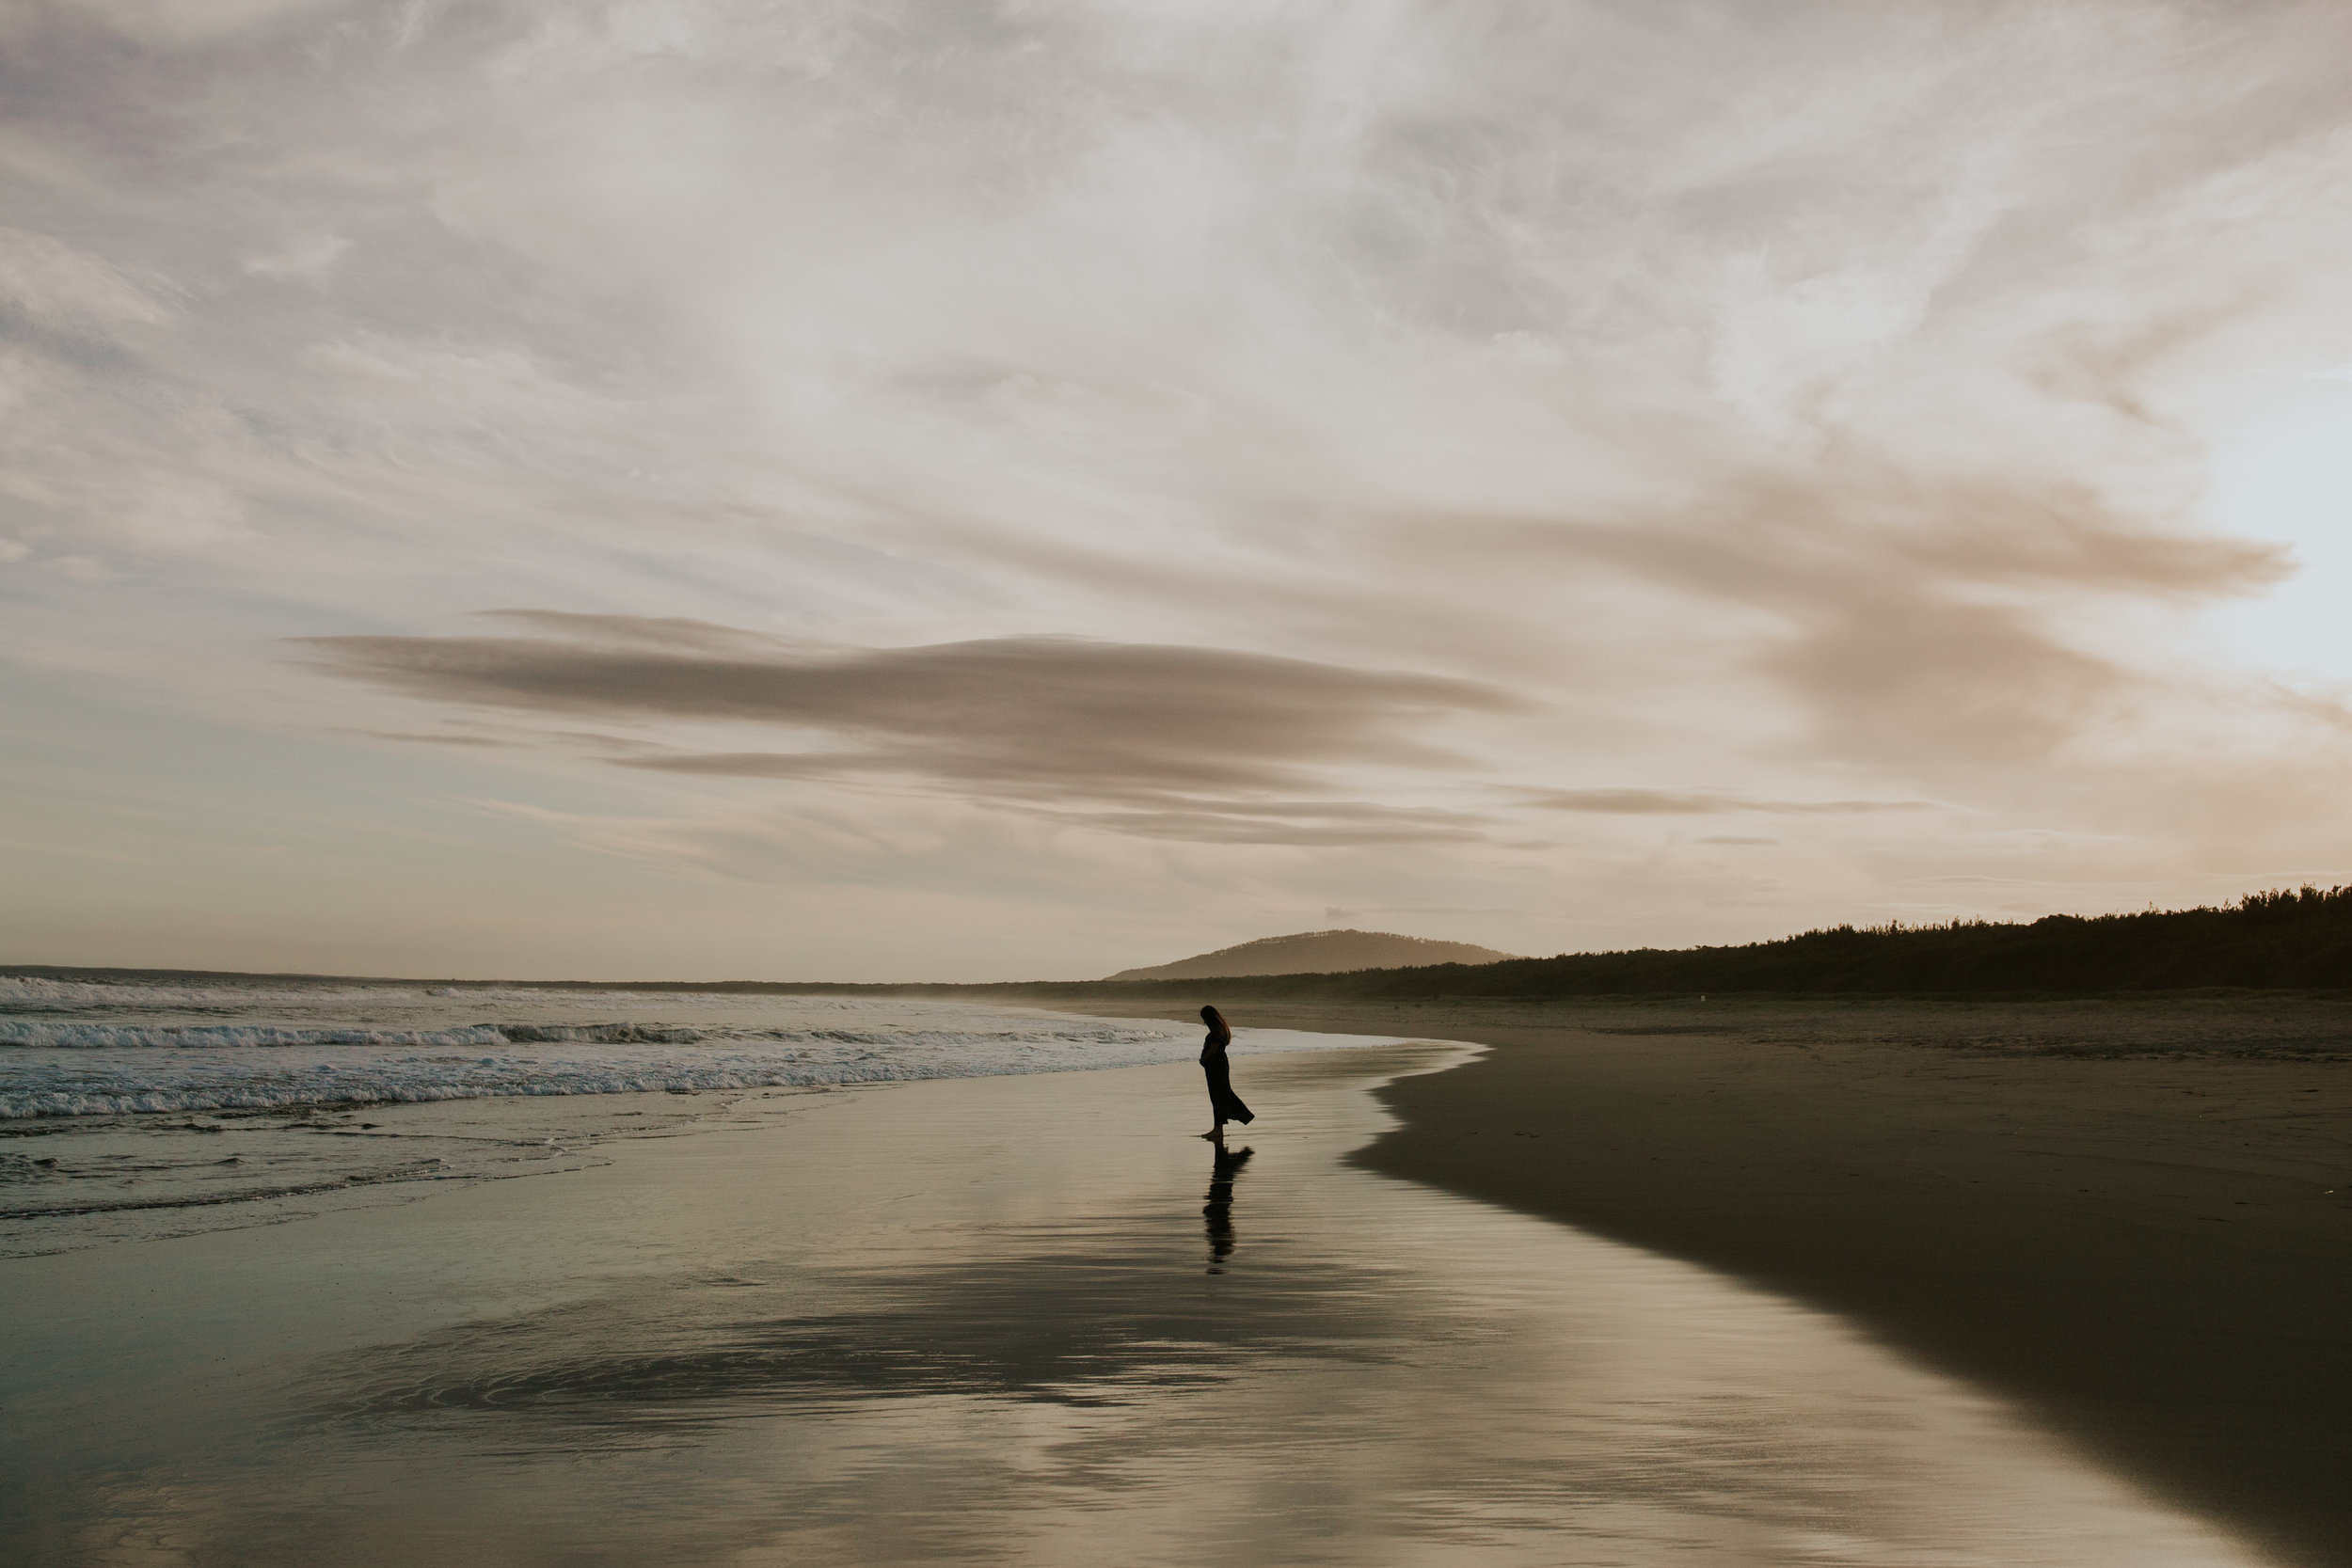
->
[2,1060,933,1118]
[0,985,1379,1120]
[1,1022,519,1051]
[0,1022,1172,1052]
[0,1038,1186,1119]
[0,976,904,1016]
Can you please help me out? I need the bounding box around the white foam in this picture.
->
[0,976,903,1014]
[0,980,1384,1118]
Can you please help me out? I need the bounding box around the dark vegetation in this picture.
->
[8,887,2346,1001]
[1026,884,2351,1002]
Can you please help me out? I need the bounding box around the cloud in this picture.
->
[13,1,2352,973]
[1407,463,2294,769]
[300,614,1523,844]
[0,227,168,332]
[332,729,507,748]
[1000,805,1491,847]
[1527,789,1940,816]
[243,232,350,281]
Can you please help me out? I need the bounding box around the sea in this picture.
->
[0,974,1377,1256]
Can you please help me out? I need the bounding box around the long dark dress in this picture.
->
[1200,1032,1254,1126]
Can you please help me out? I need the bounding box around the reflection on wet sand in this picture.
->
[2,1046,2279,1568]
[1202,1145,1252,1273]
[342,1240,1374,1429]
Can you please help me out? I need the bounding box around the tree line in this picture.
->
[1011,884,2352,1000]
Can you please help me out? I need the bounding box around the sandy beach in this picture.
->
[1,1025,2298,1568]
[1065,996,2352,1568]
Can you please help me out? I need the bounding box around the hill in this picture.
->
[1068,886,2350,999]
[1104,928,1520,981]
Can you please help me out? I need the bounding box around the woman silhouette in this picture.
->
[1198,1005,1254,1142]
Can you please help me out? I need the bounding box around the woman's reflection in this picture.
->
[1202,1144,1254,1274]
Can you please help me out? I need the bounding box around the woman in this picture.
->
[1198,1004,1254,1141]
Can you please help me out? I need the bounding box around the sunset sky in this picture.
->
[5,0,2351,980]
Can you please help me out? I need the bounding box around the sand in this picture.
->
[1,1036,2296,1567]
[1065,996,2352,1568]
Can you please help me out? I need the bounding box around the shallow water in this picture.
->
[0,979,1287,1117]
[0,1043,2274,1567]
[0,981,1373,1254]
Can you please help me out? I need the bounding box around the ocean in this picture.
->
[0,976,1383,1256]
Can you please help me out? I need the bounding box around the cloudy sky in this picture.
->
[6,0,2352,980]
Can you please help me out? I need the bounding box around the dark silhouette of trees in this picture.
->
[1041,885,2352,1000]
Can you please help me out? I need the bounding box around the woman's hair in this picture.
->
[1200,1005,1225,1025]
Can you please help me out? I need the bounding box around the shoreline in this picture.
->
[1059,995,2352,1568]
[4,1044,2288,1566]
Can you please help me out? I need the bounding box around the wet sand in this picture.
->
[1070,997,2352,1568]
[0,1039,2285,1567]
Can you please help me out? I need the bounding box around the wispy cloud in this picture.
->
[1527,790,1943,816]
[8,1,2352,974]
[300,614,1522,845]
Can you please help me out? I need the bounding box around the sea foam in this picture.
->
[0,979,1364,1118]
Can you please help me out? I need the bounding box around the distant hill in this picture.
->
[1105,928,1520,981]
[1073,887,2352,998]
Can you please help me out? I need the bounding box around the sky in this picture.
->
[5,0,2352,981]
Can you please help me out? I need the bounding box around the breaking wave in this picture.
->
[0,978,1369,1119]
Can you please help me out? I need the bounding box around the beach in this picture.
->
[21,8,2352,1564]
[0,994,2305,1567]
[1065,996,2352,1568]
